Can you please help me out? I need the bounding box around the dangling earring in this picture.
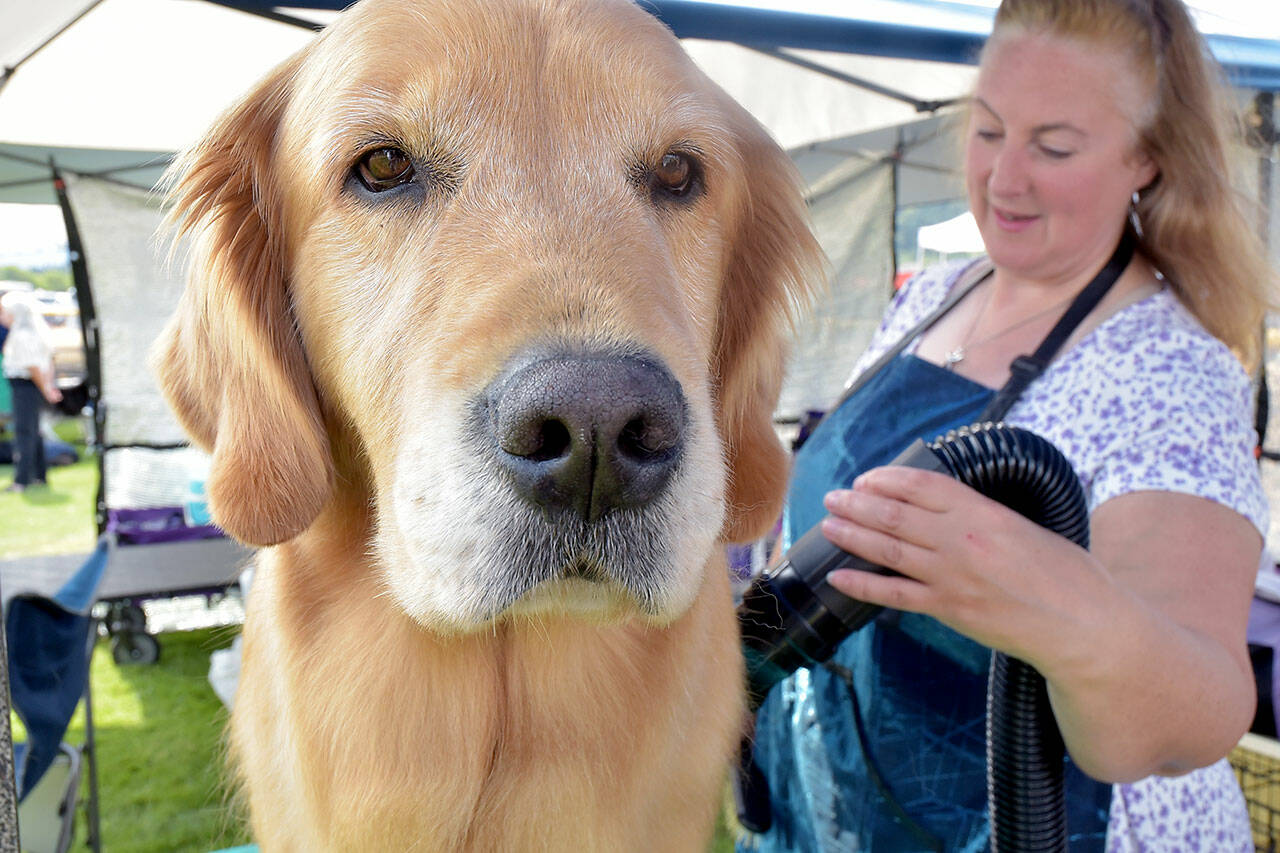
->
[1129,190,1144,239]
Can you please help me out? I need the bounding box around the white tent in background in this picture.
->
[0,0,989,204]
[0,0,323,204]
[4,0,1279,203]
[917,211,985,263]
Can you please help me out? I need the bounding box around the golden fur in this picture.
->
[153,0,819,849]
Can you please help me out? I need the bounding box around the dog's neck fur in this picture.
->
[231,476,744,851]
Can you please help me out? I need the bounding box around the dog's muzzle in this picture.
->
[483,350,687,523]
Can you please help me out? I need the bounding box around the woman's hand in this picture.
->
[818,464,1261,782]
[30,365,63,405]
[820,465,1109,665]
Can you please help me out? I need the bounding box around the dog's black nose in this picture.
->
[486,352,686,522]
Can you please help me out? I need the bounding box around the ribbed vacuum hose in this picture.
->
[929,424,1088,853]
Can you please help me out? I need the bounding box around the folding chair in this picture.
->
[6,537,108,853]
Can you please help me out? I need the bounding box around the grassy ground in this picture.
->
[0,420,96,559]
[14,629,251,853]
[4,417,739,852]
[4,417,251,852]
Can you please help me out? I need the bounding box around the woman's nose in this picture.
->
[987,145,1031,198]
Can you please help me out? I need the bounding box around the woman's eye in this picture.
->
[355,147,415,192]
[1040,146,1073,160]
[652,152,697,198]
[976,129,1002,142]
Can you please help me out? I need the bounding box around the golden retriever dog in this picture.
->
[153,0,819,848]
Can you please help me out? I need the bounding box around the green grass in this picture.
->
[14,629,251,853]
[4,417,739,852]
[84,627,250,853]
[0,419,96,559]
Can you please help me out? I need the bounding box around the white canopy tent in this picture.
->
[0,0,1276,433]
[0,0,991,204]
[0,0,1277,458]
[4,0,1279,202]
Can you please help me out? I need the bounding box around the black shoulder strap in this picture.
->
[979,233,1135,422]
[828,258,995,414]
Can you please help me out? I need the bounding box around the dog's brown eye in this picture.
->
[653,152,694,196]
[356,147,415,192]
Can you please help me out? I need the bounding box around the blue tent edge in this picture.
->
[205,0,1280,91]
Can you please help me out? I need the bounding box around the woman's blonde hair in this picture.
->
[987,0,1275,366]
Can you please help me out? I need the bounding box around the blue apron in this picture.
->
[746,352,1111,852]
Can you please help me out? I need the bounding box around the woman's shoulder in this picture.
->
[1014,287,1256,464]
[880,259,987,332]
[1075,288,1248,392]
[1013,289,1265,527]
[901,259,984,303]
[841,259,984,388]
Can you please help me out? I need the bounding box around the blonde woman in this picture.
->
[747,0,1274,849]
[2,293,62,491]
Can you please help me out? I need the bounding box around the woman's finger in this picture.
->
[820,515,937,578]
[824,486,943,552]
[851,465,972,513]
[825,566,933,614]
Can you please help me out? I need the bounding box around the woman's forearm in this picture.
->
[1042,580,1255,781]
[28,364,61,402]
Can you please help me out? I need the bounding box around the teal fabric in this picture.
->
[0,352,10,416]
[745,352,1110,852]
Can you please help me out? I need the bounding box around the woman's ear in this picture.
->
[1132,145,1160,194]
[151,51,334,548]
[714,109,824,544]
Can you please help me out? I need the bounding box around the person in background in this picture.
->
[746,0,1274,849]
[2,293,62,492]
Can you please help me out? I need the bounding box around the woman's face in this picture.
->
[965,32,1158,284]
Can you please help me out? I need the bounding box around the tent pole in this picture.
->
[1255,92,1275,251]
[200,0,324,31]
[1249,93,1277,459]
[51,166,108,536]
[0,0,106,96]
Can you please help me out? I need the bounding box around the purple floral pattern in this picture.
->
[847,261,1264,850]
[1107,762,1252,852]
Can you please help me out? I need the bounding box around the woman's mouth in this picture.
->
[992,206,1039,232]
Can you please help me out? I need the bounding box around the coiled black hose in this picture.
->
[737,423,1087,850]
[934,424,1087,853]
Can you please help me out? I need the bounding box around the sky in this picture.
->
[1,0,1278,270]
[0,203,71,270]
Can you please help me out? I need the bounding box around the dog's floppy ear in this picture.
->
[152,52,333,547]
[715,116,823,544]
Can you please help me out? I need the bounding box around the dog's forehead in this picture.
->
[298,0,715,133]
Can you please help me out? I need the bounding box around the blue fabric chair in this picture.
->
[6,536,108,852]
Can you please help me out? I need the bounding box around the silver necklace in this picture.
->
[944,288,1078,370]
